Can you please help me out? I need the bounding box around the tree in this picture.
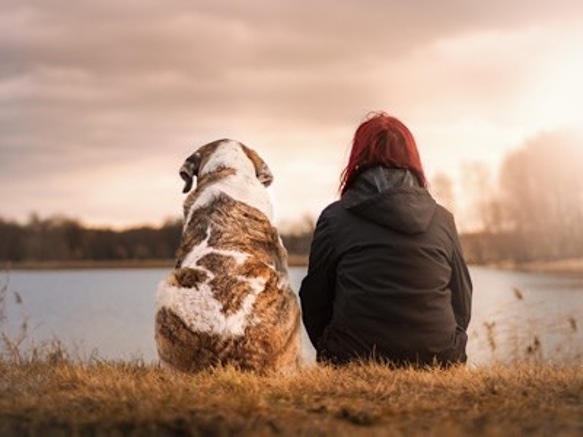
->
[460,162,503,233]
[430,173,456,215]
[499,130,583,260]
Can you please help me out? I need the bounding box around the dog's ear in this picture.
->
[241,145,274,187]
[179,151,201,193]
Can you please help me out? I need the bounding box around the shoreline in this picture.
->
[4,256,583,276]
[3,255,310,271]
[480,257,583,277]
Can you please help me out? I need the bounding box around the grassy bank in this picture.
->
[5,256,583,274]
[3,259,175,271]
[476,257,583,277]
[4,255,310,271]
[1,360,582,436]
[513,258,583,276]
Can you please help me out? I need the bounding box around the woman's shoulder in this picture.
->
[313,201,347,233]
[318,200,360,224]
[319,200,343,218]
[432,203,463,248]
[433,203,454,222]
[433,203,459,229]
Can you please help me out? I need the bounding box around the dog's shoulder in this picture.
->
[177,193,283,270]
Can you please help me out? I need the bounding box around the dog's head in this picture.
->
[179,139,273,193]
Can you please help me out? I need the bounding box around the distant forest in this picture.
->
[1,132,582,265]
[0,214,314,264]
[432,131,583,263]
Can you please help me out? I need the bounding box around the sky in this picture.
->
[1,0,583,230]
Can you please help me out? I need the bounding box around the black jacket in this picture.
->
[299,166,472,366]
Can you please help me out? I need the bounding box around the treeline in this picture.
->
[0,215,183,262]
[0,214,314,264]
[448,130,583,263]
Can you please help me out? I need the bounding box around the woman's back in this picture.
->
[299,113,472,367]
[304,167,470,364]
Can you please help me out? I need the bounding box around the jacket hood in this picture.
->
[340,166,436,234]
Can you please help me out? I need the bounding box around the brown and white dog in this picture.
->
[155,139,301,373]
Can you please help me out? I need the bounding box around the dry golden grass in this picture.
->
[4,259,175,271]
[486,257,583,276]
[1,360,582,436]
[4,256,309,271]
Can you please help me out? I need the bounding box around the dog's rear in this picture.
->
[155,140,301,373]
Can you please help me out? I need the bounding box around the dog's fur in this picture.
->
[155,139,301,373]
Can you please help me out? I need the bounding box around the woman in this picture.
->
[299,113,472,367]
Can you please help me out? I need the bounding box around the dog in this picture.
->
[155,139,301,373]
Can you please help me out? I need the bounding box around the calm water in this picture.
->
[2,266,582,366]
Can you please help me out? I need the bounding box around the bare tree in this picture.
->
[460,162,504,233]
[499,130,583,260]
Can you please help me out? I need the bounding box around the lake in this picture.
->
[1,266,582,366]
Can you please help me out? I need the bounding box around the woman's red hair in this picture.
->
[340,112,427,194]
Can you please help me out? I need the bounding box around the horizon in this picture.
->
[2,1,583,232]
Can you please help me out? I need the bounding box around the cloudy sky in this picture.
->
[2,0,583,229]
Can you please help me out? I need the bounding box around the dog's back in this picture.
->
[155,140,301,373]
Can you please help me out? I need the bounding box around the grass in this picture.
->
[486,257,583,277]
[6,256,583,273]
[1,360,582,436]
[3,255,310,271]
[3,259,175,271]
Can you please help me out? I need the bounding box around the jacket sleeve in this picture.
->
[448,217,473,330]
[299,208,338,348]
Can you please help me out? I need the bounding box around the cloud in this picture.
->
[1,1,583,225]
